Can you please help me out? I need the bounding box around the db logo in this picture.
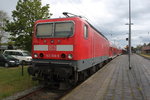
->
[49,45,56,51]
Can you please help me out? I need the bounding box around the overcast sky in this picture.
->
[0,0,150,48]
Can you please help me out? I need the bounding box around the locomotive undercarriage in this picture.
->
[28,62,77,89]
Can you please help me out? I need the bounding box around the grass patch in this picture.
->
[0,66,38,99]
[140,54,150,58]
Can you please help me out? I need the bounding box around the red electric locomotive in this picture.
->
[28,13,111,88]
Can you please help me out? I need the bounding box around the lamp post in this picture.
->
[125,0,132,70]
[128,0,132,70]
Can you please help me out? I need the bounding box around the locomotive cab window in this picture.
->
[36,22,74,38]
[84,25,88,38]
[54,22,74,37]
[36,23,53,37]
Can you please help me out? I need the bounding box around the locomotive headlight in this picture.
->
[61,53,66,58]
[34,53,38,58]
[68,54,73,59]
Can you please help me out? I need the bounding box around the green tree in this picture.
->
[5,0,51,51]
[143,43,146,46]
[135,45,142,51]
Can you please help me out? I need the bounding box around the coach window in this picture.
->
[84,25,88,39]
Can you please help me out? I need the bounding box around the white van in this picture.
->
[3,50,32,64]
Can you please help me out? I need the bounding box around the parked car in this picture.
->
[0,54,20,67]
[3,50,32,64]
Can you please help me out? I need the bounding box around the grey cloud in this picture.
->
[50,0,82,4]
[140,36,150,43]
[0,0,18,17]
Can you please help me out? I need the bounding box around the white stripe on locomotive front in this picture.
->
[34,45,73,51]
[34,45,48,51]
[56,45,73,51]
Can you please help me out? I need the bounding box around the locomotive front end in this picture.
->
[28,18,79,87]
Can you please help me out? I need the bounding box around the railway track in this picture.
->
[3,85,69,100]
[16,86,72,100]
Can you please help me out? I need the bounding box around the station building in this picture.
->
[142,46,150,54]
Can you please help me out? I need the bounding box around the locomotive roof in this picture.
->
[85,20,108,40]
[35,16,108,40]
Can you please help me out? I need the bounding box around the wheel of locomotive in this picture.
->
[89,67,94,75]
[93,66,97,73]
[95,64,100,71]
[78,72,85,82]
[99,62,103,68]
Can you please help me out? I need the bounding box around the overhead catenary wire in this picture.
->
[68,0,105,33]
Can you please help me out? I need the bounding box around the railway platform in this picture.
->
[60,54,150,100]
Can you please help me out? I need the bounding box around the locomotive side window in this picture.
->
[84,25,88,38]
[55,22,74,37]
[37,23,53,37]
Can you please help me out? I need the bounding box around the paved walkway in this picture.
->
[60,54,150,100]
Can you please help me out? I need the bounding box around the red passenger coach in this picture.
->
[28,13,111,88]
